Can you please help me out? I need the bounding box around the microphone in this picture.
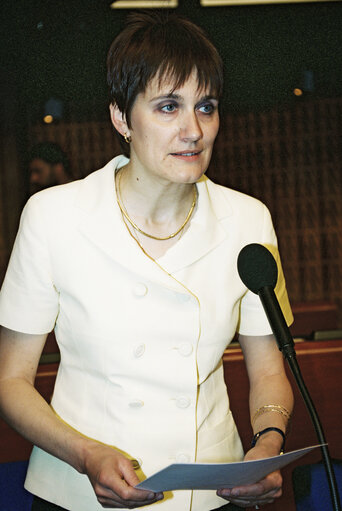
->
[237,243,295,359]
[237,243,342,511]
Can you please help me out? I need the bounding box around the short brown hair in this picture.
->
[107,11,223,155]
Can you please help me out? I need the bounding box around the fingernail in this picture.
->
[218,489,230,497]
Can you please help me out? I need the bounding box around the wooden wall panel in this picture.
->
[209,98,342,325]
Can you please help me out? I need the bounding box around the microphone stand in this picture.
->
[259,286,341,511]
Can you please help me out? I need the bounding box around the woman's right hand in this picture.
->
[81,441,164,508]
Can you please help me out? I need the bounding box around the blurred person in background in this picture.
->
[28,142,72,195]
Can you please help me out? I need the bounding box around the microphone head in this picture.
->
[237,243,278,294]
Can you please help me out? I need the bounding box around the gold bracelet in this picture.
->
[252,404,291,427]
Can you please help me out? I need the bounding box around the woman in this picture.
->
[0,11,293,511]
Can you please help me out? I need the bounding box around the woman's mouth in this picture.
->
[170,150,202,161]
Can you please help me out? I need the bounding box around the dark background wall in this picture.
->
[2,0,342,115]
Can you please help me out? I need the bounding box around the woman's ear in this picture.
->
[109,104,129,137]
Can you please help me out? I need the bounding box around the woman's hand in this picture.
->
[225,332,293,508]
[216,443,283,509]
[82,441,164,508]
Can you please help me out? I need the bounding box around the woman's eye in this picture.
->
[160,103,177,113]
[198,103,215,114]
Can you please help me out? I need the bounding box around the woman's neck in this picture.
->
[118,164,196,232]
[116,164,197,259]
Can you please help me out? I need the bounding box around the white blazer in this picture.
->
[0,155,292,511]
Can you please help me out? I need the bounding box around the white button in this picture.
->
[133,283,148,297]
[176,396,190,409]
[129,399,144,408]
[133,344,145,358]
[176,453,190,463]
[178,343,193,357]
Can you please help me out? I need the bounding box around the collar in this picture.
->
[75,156,233,291]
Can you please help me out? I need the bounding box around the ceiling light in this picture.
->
[111,0,178,8]
[200,0,336,5]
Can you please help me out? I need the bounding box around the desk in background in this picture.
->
[223,339,342,511]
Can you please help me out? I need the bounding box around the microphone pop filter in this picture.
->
[237,243,278,294]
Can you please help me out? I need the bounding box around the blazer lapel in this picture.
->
[75,157,191,293]
[157,177,232,274]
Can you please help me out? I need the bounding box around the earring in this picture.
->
[124,133,132,144]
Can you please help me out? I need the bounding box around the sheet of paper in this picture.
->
[136,445,322,492]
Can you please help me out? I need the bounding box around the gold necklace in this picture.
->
[116,170,197,241]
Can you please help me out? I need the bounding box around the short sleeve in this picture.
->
[237,205,293,336]
[0,195,59,334]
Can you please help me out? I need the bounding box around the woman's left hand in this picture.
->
[216,444,283,508]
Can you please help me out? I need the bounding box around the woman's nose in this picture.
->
[179,111,203,142]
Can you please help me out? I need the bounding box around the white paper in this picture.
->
[136,445,322,492]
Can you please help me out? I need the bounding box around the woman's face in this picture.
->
[125,71,219,185]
